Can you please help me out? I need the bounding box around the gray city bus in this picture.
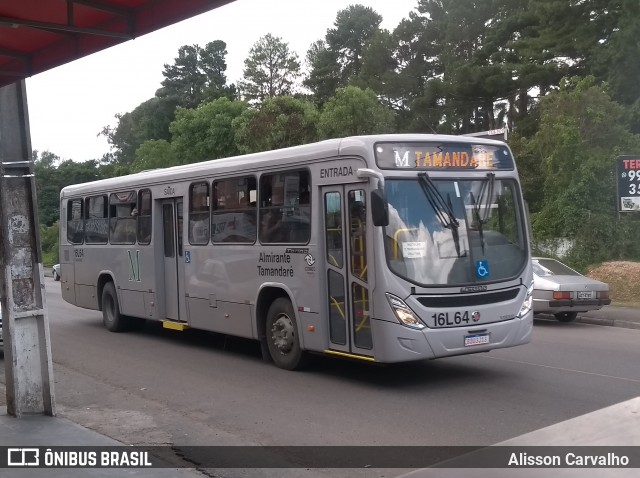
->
[59,134,533,370]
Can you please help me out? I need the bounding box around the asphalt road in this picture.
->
[2,278,640,477]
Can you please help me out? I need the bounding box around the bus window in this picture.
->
[189,182,210,245]
[212,176,256,243]
[324,192,343,268]
[259,171,310,244]
[137,189,152,244]
[84,195,108,244]
[109,191,137,244]
[67,198,84,244]
[348,190,367,282]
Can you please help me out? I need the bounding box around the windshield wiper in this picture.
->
[418,173,463,257]
[471,172,495,254]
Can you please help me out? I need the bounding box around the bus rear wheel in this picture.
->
[102,282,128,332]
[266,298,308,370]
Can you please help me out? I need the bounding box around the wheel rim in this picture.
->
[271,313,295,355]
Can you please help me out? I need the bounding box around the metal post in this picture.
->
[0,80,56,417]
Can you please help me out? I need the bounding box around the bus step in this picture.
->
[323,350,375,362]
[162,321,189,331]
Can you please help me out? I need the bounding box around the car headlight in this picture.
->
[517,281,534,318]
[385,293,426,330]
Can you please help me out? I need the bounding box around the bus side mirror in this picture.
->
[371,189,389,227]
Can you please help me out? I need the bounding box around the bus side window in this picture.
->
[67,198,84,244]
[212,176,256,243]
[259,171,310,244]
[84,195,108,244]
[189,182,210,245]
[137,189,152,244]
[109,191,137,244]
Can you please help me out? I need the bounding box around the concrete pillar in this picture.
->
[0,80,56,417]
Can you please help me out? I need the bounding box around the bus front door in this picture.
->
[322,185,374,358]
[161,198,185,321]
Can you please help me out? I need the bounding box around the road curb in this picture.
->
[576,316,640,330]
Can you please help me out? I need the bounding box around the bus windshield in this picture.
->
[384,177,527,287]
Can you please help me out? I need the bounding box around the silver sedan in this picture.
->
[532,257,611,322]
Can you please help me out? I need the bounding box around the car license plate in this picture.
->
[577,291,592,299]
[464,333,489,347]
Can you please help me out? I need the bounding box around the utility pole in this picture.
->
[0,80,56,417]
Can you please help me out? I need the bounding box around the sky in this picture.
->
[24,0,418,162]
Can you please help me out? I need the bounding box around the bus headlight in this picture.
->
[386,294,426,330]
[517,282,534,318]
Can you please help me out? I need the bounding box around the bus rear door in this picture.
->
[322,185,373,358]
[160,198,186,321]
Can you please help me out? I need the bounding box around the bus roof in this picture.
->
[60,134,510,197]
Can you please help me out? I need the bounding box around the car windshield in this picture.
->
[384,177,527,286]
[533,259,580,276]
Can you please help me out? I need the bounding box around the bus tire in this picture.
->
[102,282,128,332]
[555,312,578,322]
[266,298,307,370]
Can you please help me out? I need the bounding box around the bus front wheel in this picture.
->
[102,282,128,332]
[266,298,308,370]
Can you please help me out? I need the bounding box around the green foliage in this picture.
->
[130,140,177,173]
[157,41,232,108]
[563,214,640,272]
[233,96,319,153]
[34,152,107,227]
[520,77,640,267]
[326,5,382,84]
[101,96,179,166]
[303,40,341,105]
[39,222,59,265]
[318,86,395,138]
[239,34,301,103]
[170,98,248,163]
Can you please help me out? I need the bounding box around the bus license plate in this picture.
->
[464,333,489,347]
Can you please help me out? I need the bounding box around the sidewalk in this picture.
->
[578,305,640,329]
[398,396,640,477]
[0,406,203,477]
[535,305,640,330]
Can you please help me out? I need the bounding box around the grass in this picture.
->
[586,261,640,308]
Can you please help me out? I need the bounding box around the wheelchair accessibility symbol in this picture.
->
[476,261,490,279]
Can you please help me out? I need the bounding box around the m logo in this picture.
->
[394,150,410,167]
[127,250,141,282]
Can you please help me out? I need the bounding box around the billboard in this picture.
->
[617,156,640,212]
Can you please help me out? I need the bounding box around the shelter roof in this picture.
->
[0,0,235,89]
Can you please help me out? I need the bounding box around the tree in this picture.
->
[355,30,402,110]
[239,34,301,103]
[170,98,248,163]
[130,140,177,173]
[519,77,640,266]
[303,40,342,105]
[100,96,179,166]
[233,96,319,153]
[318,86,395,138]
[326,4,383,84]
[157,41,232,108]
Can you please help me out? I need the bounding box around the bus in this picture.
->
[59,134,533,370]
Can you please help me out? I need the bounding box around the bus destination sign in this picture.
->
[617,155,640,212]
[374,142,514,171]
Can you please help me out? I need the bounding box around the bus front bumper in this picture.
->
[370,311,533,363]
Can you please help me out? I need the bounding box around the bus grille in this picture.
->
[416,288,520,308]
